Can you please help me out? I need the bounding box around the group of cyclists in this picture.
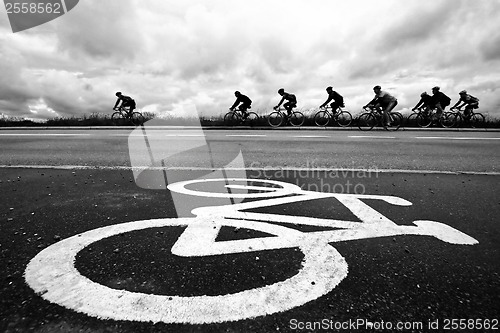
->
[227,86,480,126]
[113,85,480,127]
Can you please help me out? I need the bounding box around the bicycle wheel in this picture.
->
[268,111,284,127]
[224,112,238,126]
[314,111,330,127]
[111,112,125,126]
[335,111,352,127]
[470,113,485,128]
[416,113,432,128]
[405,113,418,127]
[385,112,402,131]
[130,112,145,126]
[357,113,376,131]
[290,111,305,127]
[440,112,456,128]
[245,112,259,126]
[450,113,463,128]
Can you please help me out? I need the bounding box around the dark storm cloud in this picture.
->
[55,0,143,61]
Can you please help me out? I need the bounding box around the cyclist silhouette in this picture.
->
[412,92,433,111]
[275,88,297,115]
[320,86,344,112]
[451,90,479,117]
[430,86,450,119]
[364,85,397,127]
[230,91,252,117]
[114,92,136,114]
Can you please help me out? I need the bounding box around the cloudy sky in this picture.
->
[1,0,500,120]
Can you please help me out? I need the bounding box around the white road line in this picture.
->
[1,165,498,175]
[290,135,331,138]
[349,135,396,139]
[225,134,267,137]
[0,133,90,136]
[415,136,500,140]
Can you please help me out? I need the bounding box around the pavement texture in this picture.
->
[1,168,498,332]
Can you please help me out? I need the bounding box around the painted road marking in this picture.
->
[225,134,267,137]
[348,135,396,139]
[1,164,499,176]
[415,136,500,140]
[290,135,331,138]
[0,133,90,136]
[25,178,478,324]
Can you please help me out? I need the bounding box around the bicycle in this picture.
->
[410,106,454,128]
[111,106,145,126]
[268,106,305,127]
[447,106,485,128]
[357,105,403,131]
[224,108,259,126]
[313,106,352,127]
[25,177,478,324]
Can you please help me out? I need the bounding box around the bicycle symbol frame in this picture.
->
[25,178,478,324]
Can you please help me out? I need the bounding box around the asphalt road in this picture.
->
[0,128,499,173]
[1,128,499,332]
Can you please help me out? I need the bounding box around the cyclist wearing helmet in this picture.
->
[430,86,451,119]
[451,90,479,118]
[412,92,433,111]
[275,88,297,115]
[114,92,136,115]
[230,91,252,117]
[320,86,344,112]
[364,85,397,126]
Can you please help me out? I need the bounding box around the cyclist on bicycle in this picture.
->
[430,86,450,119]
[114,92,136,115]
[275,88,297,116]
[412,92,433,112]
[450,90,479,118]
[363,85,397,126]
[319,86,344,112]
[230,91,252,118]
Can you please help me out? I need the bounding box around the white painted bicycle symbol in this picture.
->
[25,178,478,324]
